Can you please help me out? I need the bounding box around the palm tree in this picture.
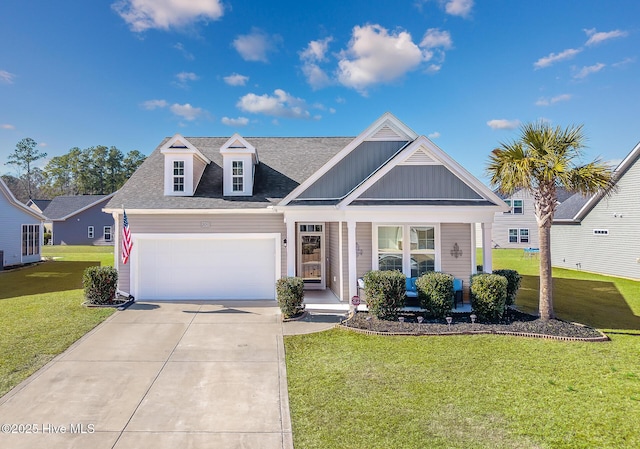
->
[486,121,614,320]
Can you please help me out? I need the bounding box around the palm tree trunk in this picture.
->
[538,222,554,320]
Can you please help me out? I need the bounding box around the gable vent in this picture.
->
[228,139,246,149]
[401,148,438,165]
[170,140,188,149]
[369,124,404,141]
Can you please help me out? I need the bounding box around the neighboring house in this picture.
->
[551,141,640,280]
[43,194,116,245]
[26,199,52,215]
[0,178,45,267]
[477,188,573,249]
[104,113,508,301]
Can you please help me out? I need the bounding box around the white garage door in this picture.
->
[132,234,278,300]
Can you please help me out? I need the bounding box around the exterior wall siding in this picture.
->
[117,212,287,293]
[0,194,42,266]
[489,190,539,249]
[440,223,473,292]
[551,158,640,279]
[52,198,115,246]
[327,222,341,299]
[356,222,372,278]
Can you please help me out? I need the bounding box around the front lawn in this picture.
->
[285,249,640,448]
[0,246,115,397]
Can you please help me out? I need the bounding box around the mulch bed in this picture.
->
[340,308,608,341]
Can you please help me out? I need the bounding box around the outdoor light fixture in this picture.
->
[399,316,405,323]
[283,238,287,247]
[470,314,477,324]
[417,316,424,324]
[446,316,453,327]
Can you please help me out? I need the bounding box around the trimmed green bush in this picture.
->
[470,273,508,322]
[364,270,406,320]
[276,276,305,318]
[416,272,454,318]
[82,266,118,305]
[492,269,522,306]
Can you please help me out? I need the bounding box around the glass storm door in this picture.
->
[298,224,324,289]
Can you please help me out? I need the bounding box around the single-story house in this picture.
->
[43,194,116,245]
[104,113,508,301]
[551,141,640,280]
[0,177,45,268]
[476,188,573,249]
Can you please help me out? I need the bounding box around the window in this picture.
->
[88,226,94,239]
[232,161,244,192]
[509,228,529,243]
[593,229,609,236]
[22,225,40,257]
[299,224,323,232]
[504,199,523,214]
[104,226,112,242]
[173,160,185,192]
[377,225,436,277]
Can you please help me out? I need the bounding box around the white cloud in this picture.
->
[300,37,334,89]
[535,93,572,106]
[174,71,199,87]
[420,28,452,49]
[112,0,224,32]
[170,103,203,121]
[223,73,249,86]
[1,124,15,130]
[337,24,436,93]
[584,28,629,46]
[574,63,605,79]
[428,131,441,139]
[173,43,194,60]
[534,48,582,69]
[329,108,336,114]
[443,0,474,17]
[237,89,311,119]
[487,119,521,130]
[0,70,15,84]
[221,116,249,127]
[233,28,281,62]
[141,99,168,110]
[612,57,635,68]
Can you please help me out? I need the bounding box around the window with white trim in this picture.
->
[22,225,40,256]
[376,225,436,277]
[504,199,523,214]
[104,226,112,242]
[509,228,529,243]
[232,160,244,192]
[88,226,94,239]
[173,160,185,192]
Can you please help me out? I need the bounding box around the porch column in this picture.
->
[470,223,477,274]
[481,222,493,273]
[347,220,357,300]
[286,218,296,276]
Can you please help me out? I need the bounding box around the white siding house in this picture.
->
[0,178,46,267]
[551,142,640,280]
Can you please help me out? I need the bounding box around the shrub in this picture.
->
[492,269,522,306]
[82,266,118,305]
[416,272,454,318]
[470,273,508,322]
[43,232,52,245]
[276,277,305,318]
[364,270,406,320]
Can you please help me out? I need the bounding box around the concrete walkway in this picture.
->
[0,301,310,449]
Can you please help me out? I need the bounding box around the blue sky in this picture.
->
[1,0,638,182]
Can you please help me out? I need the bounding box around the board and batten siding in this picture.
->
[551,157,640,280]
[356,222,372,278]
[327,222,342,299]
[117,213,286,293]
[490,190,539,249]
[440,223,472,294]
[0,195,42,266]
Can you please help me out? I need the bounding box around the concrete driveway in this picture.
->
[0,301,293,449]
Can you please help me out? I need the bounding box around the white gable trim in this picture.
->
[338,135,509,210]
[279,112,418,206]
[0,178,47,221]
[220,133,258,159]
[160,134,211,164]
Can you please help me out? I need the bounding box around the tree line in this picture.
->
[3,137,145,203]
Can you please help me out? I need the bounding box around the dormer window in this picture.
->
[232,161,244,192]
[173,161,185,192]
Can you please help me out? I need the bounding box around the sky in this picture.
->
[1,0,639,183]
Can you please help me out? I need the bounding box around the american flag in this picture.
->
[122,208,133,264]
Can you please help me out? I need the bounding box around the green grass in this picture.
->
[0,246,115,397]
[285,249,640,448]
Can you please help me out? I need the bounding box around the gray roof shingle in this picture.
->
[106,137,354,210]
[43,195,112,220]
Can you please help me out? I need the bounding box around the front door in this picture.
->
[298,224,325,289]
